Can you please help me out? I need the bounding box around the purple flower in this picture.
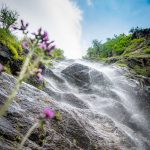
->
[20,20,28,33]
[43,35,49,41]
[39,43,46,50]
[47,45,55,52]
[0,63,4,73]
[37,68,43,73]
[38,28,42,35]
[22,41,29,49]
[37,73,43,80]
[46,41,54,47]
[43,108,55,119]
[43,31,48,37]
[12,26,18,30]
[42,31,49,42]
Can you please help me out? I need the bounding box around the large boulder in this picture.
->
[61,63,111,89]
[61,63,90,87]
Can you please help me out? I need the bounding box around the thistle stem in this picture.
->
[18,122,39,150]
[0,49,34,117]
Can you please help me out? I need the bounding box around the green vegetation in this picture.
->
[0,28,22,59]
[87,34,132,59]
[52,48,65,59]
[0,5,64,77]
[86,34,149,59]
[0,5,18,30]
[85,27,150,77]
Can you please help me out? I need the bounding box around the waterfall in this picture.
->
[44,59,150,149]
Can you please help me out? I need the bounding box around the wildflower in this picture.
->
[12,26,18,30]
[47,45,55,53]
[38,28,42,35]
[22,41,29,49]
[36,72,43,80]
[0,63,4,73]
[19,20,29,34]
[39,43,46,50]
[43,108,55,119]
[43,35,49,41]
[37,68,42,73]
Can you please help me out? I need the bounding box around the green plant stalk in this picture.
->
[18,122,39,150]
[0,48,34,117]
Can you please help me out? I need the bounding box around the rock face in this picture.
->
[61,63,110,90]
[0,61,150,150]
[0,43,23,75]
[0,74,134,150]
[0,43,12,64]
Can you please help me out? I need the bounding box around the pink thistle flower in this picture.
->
[46,41,54,47]
[39,43,46,50]
[0,63,4,73]
[38,28,42,35]
[37,68,42,73]
[37,72,43,80]
[20,20,28,33]
[47,45,55,52]
[22,41,29,49]
[43,108,55,119]
[43,35,49,41]
[43,31,48,37]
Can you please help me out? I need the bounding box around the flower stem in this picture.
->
[18,122,39,150]
[0,49,34,117]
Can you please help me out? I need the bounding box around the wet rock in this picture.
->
[9,59,23,75]
[105,57,119,64]
[0,43,12,64]
[27,75,45,90]
[45,68,65,83]
[61,63,90,87]
[61,93,89,109]
[0,72,140,150]
[61,63,110,89]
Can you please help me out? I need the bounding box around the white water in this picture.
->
[45,59,150,149]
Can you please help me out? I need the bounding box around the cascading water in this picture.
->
[44,59,150,150]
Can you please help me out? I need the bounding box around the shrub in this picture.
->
[51,48,64,59]
[131,38,144,45]
[133,65,148,76]
[0,5,18,30]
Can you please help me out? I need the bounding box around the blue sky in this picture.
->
[75,0,150,48]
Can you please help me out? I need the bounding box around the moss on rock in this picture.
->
[0,28,22,60]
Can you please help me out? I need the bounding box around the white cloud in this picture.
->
[0,0,83,58]
[87,0,93,6]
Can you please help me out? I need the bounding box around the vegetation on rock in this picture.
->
[0,5,64,148]
[0,5,18,30]
[0,28,22,59]
[85,27,150,77]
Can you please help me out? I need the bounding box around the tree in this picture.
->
[92,39,102,56]
[0,5,19,30]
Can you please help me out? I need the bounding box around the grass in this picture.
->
[0,28,22,59]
